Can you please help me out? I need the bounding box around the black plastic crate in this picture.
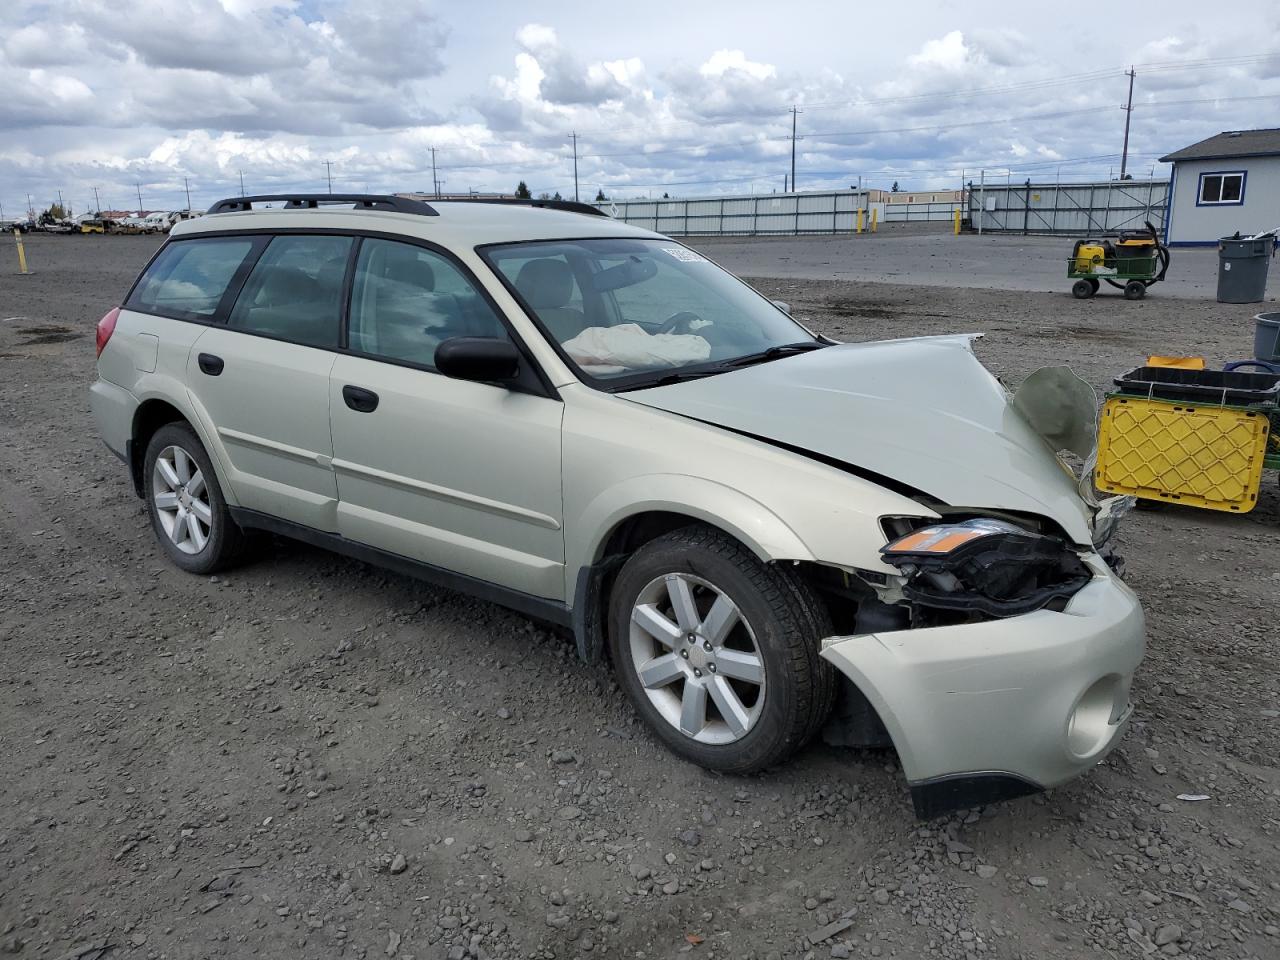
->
[1114,366,1280,406]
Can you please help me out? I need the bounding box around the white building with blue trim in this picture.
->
[1160,128,1280,247]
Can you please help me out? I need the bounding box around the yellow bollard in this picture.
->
[870,207,878,233]
[856,208,863,234]
[13,228,29,275]
[953,208,961,235]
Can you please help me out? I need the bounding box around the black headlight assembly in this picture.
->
[879,517,1093,620]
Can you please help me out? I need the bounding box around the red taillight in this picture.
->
[95,307,120,358]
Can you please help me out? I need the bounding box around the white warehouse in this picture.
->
[1160,128,1280,246]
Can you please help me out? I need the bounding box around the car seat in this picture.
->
[515,259,587,342]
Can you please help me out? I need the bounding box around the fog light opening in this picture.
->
[1067,675,1122,758]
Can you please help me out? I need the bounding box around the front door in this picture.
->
[328,238,565,599]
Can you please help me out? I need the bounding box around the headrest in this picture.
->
[381,245,435,292]
[515,258,574,309]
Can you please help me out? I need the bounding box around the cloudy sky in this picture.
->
[2,0,1279,217]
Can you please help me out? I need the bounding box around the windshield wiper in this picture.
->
[725,340,828,368]
[616,368,723,391]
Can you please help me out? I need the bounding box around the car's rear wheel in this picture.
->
[144,423,246,574]
[607,525,835,773]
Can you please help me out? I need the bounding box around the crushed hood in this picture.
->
[623,336,1096,545]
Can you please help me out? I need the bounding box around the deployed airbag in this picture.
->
[563,323,710,375]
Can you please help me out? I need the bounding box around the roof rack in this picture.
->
[207,194,439,216]
[430,197,610,218]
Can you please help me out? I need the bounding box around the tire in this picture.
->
[606,525,836,773]
[1071,279,1094,299]
[144,422,247,574]
[1124,280,1146,300]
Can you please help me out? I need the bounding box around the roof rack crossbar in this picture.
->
[432,197,610,218]
[207,194,439,216]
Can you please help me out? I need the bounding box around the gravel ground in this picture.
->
[1,233,1278,960]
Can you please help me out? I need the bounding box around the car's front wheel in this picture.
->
[144,423,246,574]
[607,525,835,773]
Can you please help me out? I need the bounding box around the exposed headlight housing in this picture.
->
[881,517,1092,618]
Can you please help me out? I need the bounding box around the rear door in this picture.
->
[328,237,565,599]
[185,233,354,531]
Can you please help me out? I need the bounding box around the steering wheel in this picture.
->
[656,311,705,335]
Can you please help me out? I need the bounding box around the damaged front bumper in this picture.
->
[819,560,1144,818]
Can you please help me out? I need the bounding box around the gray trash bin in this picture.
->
[1256,311,1280,363]
[1217,237,1272,304]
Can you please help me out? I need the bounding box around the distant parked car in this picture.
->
[142,212,174,233]
[79,219,106,235]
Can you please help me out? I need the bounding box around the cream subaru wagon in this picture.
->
[90,194,1144,817]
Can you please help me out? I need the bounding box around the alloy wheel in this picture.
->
[151,445,211,555]
[628,572,766,744]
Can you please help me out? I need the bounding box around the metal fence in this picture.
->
[883,201,962,223]
[594,180,1171,237]
[966,179,1168,235]
[594,190,877,236]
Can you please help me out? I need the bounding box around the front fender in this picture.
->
[565,473,814,605]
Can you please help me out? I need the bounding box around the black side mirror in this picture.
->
[435,337,521,383]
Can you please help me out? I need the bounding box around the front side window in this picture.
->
[227,234,353,348]
[347,238,509,368]
[1199,172,1245,205]
[482,238,819,387]
[127,237,256,320]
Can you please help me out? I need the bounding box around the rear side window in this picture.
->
[226,235,353,349]
[127,238,255,321]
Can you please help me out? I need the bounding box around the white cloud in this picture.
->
[699,50,776,81]
[0,1,1276,214]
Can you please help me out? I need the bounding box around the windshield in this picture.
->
[481,238,817,387]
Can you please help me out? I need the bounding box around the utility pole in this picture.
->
[430,147,439,198]
[93,186,101,214]
[136,183,143,216]
[183,177,192,212]
[57,189,64,216]
[27,193,33,219]
[323,160,334,194]
[239,170,246,197]
[789,106,802,193]
[568,132,580,202]
[1120,67,1136,180]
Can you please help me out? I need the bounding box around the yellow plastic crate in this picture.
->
[1096,396,1270,512]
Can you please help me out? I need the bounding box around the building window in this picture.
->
[1197,171,1245,206]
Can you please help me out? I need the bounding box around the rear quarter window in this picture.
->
[127,238,256,321]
